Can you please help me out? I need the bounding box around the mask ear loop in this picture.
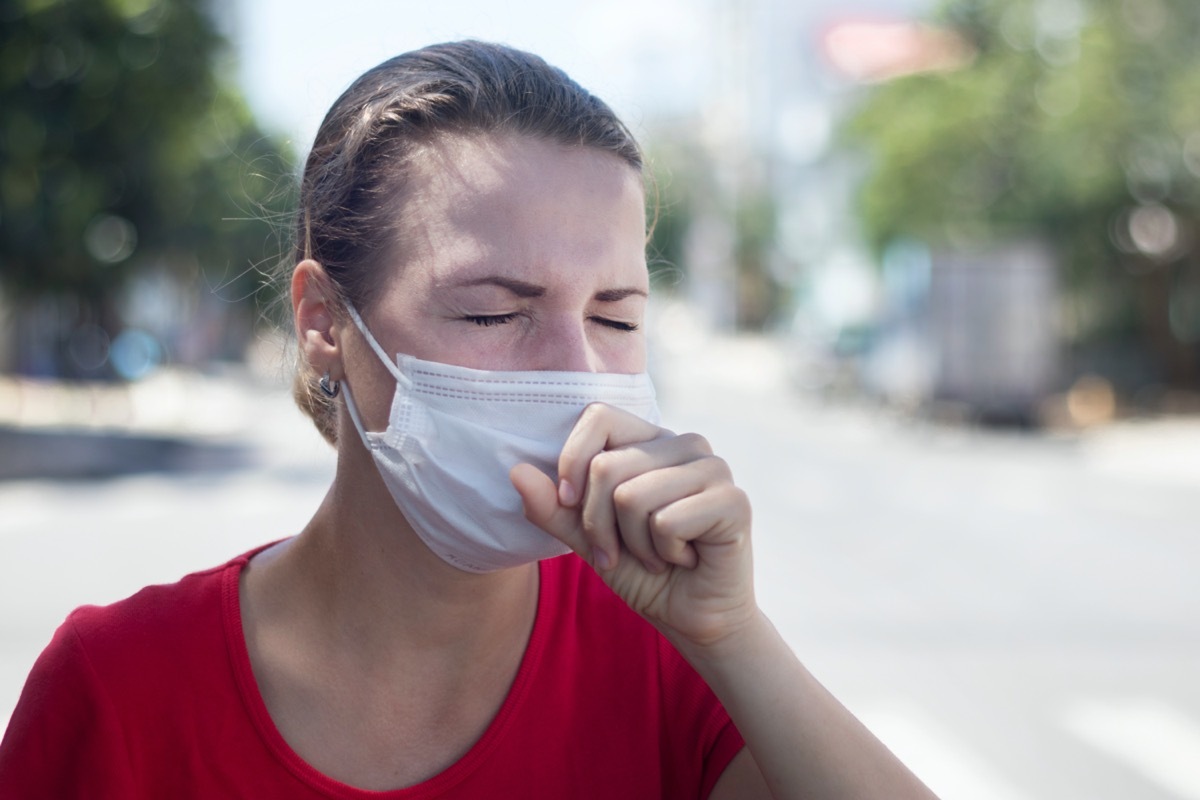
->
[340,302,405,443]
[345,302,407,384]
[340,379,373,442]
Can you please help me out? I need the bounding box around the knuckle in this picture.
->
[702,454,733,481]
[649,507,675,538]
[580,401,611,424]
[726,485,752,521]
[587,451,617,485]
[611,480,639,512]
[579,506,607,539]
[678,431,713,455]
[578,503,596,531]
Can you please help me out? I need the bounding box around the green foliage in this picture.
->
[644,132,783,328]
[845,0,1200,359]
[0,0,292,308]
[731,185,779,329]
[644,138,701,292]
[644,183,685,289]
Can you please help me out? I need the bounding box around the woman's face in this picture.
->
[358,134,649,375]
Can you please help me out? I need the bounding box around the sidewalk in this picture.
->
[0,366,287,480]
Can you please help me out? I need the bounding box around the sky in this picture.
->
[229,0,711,154]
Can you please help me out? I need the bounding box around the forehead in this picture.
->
[409,132,643,210]
[389,133,648,288]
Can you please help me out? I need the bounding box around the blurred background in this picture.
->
[2,0,1199,797]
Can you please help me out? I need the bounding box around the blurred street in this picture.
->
[3,320,1200,799]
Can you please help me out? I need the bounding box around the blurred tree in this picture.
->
[645,130,784,330]
[0,0,291,378]
[846,0,1200,390]
[731,185,779,330]
[644,140,696,291]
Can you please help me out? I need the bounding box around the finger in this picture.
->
[556,403,668,509]
[649,482,752,570]
[579,433,715,572]
[611,465,707,570]
[509,463,586,556]
[614,456,735,570]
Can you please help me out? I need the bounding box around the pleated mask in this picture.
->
[340,303,661,573]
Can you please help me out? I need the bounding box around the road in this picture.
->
[2,325,1199,799]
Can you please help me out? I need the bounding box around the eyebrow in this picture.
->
[453,276,545,298]
[453,276,647,302]
[594,287,648,302]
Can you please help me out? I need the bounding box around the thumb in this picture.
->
[510,463,585,554]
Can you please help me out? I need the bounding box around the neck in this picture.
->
[256,439,539,668]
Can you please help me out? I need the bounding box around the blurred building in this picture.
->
[678,0,936,327]
[672,0,1077,420]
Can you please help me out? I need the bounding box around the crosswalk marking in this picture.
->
[856,704,1034,800]
[1063,697,1200,800]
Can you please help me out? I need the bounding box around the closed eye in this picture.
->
[590,316,639,332]
[465,313,520,327]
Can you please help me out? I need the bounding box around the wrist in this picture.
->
[665,606,779,678]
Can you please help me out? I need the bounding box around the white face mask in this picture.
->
[340,304,661,573]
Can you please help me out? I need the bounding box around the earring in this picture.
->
[319,373,340,398]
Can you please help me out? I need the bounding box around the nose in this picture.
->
[533,315,602,373]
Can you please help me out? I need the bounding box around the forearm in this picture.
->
[672,611,939,800]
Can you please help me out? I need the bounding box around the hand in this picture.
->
[510,403,757,650]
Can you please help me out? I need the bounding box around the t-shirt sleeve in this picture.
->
[656,635,746,799]
[0,612,136,799]
[698,711,746,799]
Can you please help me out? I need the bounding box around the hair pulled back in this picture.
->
[288,40,644,445]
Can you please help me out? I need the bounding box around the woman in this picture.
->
[0,41,937,798]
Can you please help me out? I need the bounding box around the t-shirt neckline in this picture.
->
[221,543,554,799]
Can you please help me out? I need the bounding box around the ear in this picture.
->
[292,259,344,379]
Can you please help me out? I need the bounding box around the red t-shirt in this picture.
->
[0,547,743,798]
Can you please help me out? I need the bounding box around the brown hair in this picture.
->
[286,40,645,445]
